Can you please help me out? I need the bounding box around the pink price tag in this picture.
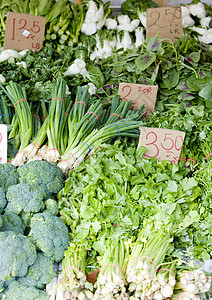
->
[138,127,185,164]
[0,125,7,164]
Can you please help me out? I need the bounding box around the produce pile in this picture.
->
[0,0,212,54]
[54,141,212,299]
[0,78,145,173]
[0,0,211,299]
[0,161,70,299]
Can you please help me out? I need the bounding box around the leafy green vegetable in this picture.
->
[121,0,157,19]
[135,53,156,71]
[163,68,180,89]
[86,63,105,89]
[199,82,212,108]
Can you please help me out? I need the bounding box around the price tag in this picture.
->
[0,125,7,164]
[138,127,185,164]
[146,7,183,43]
[118,83,158,118]
[4,12,46,51]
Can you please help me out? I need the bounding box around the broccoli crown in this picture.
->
[44,198,59,216]
[2,281,46,300]
[29,212,70,262]
[6,183,46,214]
[0,231,37,282]
[18,252,54,289]
[0,187,6,213]
[17,160,64,197]
[0,164,19,192]
[1,212,25,234]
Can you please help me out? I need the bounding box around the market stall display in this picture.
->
[0,0,211,299]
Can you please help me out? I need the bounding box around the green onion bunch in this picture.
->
[58,95,145,174]
[45,78,66,163]
[2,80,146,170]
[0,81,32,166]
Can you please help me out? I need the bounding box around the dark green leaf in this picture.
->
[188,52,200,63]
[163,68,179,89]
[146,37,162,52]
[135,53,156,71]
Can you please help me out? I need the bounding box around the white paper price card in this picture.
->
[4,12,46,51]
[118,83,158,118]
[138,127,185,164]
[0,125,7,164]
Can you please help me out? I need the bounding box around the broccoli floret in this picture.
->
[3,278,16,288]
[0,164,19,192]
[28,212,70,262]
[20,211,34,228]
[44,198,59,216]
[0,187,7,213]
[17,160,64,197]
[0,278,16,294]
[18,252,54,289]
[0,231,37,282]
[6,183,46,214]
[2,281,46,300]
[0,280,3,293]
[1,212,25,234]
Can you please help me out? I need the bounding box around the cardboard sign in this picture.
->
[118,83,158,118]
[146,6,183,43]
[4,12,46,51]
[0,125,7,164]
[138,127,185,164]
[153,0,165,6]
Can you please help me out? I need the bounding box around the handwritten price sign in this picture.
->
[138,127,185,164]
[118,83,158,118]
[0,125,7,164]
[146,7,183,43]
[4,12,46,51]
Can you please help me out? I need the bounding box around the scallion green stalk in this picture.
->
[45,78,66,163]
[0,81,32,165]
